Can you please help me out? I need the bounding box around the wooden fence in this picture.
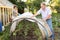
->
[0,6,13,26]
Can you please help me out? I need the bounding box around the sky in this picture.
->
[21,0,27,2]
[21,0,50,4]
[45,0,50,4]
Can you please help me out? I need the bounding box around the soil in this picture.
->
[10,20,40,40]
[10,28,38,40]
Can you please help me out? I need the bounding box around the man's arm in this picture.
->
[31,9,41,17]
[32,13,39,17]
[15,10,19,16]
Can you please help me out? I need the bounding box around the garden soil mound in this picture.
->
[10,20,42,40]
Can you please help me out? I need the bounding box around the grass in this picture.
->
[0,24,10,40]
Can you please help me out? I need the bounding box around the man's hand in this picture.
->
[31,15,35,18]
[31,13,38,18]
[46,14,51,19]
[43,18,47,21]
[9,18,12,22]
[43,14,51,21]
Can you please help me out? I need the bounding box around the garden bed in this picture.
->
[10,20,42,40]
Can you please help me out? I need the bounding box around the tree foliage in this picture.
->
[26,0,45,13]
[9,0,27,13]
[9,0,45,13]
[50,0,60,13]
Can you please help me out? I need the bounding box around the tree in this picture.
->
[50,0,60,13]
[9,0,45,13]
[26,0,45,13]
[9,0,26,14]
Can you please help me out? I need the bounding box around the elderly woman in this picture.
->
[10,5,19,33]
[12,5,19,19]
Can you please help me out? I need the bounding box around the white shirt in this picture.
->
[37,7,52,19]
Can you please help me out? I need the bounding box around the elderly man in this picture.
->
[32,2,54,40]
